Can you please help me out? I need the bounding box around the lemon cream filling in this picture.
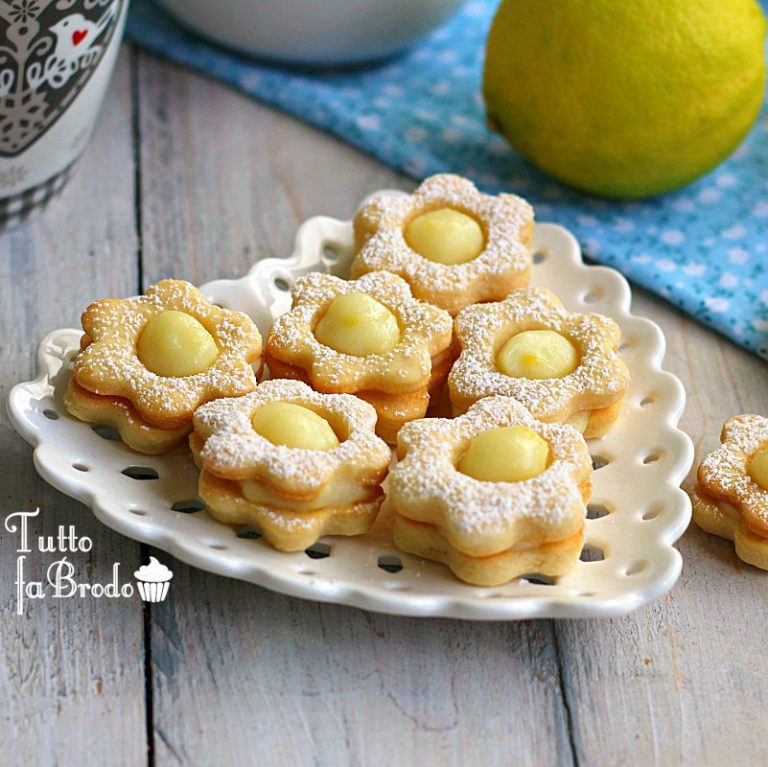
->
[497,330,579,380]
[718,499,741,520]
[748,445,768,492]
[314,292,400,356]
[240,478,374,511]
[405,208,484,265]
[565,411,589,434]
[137,310,219,377]
[251,401,339,451]
[458,424,550,483]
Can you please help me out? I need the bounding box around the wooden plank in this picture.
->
[136,54,573,767]
[555,287,768,766]
[0,49,147,767]
[151,569,573,767]
[135,56,416,286]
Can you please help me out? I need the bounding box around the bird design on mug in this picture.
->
[27,2,118,90]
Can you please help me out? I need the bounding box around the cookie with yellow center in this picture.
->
[389,396,592,586]
[64,279,263,454]
[351,173,534,316]
[190,379,392,552]
[265,271,454,443]
[448,287,629,438]
[693,415,768,570]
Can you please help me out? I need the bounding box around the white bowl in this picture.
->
[154,0,468,65]
[7,202,693,620]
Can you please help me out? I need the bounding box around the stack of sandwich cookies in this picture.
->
[64,279,263,453]
[693,415,768,570]
[449,287,629,438]
[389,396,593,586]
[191,379,392,552]
[265,271,454,443]
[352,173,534,316]
[56,174,636,590]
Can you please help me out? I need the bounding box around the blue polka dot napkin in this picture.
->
[126,0,768,359]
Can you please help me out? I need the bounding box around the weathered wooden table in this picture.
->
[2,48,767,767]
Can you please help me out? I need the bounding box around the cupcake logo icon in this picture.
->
[134,556,173,603]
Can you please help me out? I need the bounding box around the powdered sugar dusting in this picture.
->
[266,271,452,394]
[390,396,592,554]
[352,174,533,313]
[195,379,392,497]
[449,287,629,421]
[698,414,768,530]
[74,280,262,427]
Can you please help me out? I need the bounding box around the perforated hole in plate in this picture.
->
[591,455,610,471]
[580,544,606,562]
[43,408,59,420]
[521,574,556,586]
[73,463,89,472]
[305,542,331,560]
[642,506,662,521]
[207,542,227,550]
[92,424,122,441]
[532,250,547,264]
[323,244,340,262]
[377,554,403,573]
[274,277,292,292]
[587,503,610,520]
[583,287,604,304]
[122,466,159,480]
[171,499,205,513]
[236,527,262,540]
[640,395,656,407]
[618,337,637,352]
[129,508,147,516]
[642,452,661,465]
[625,560,649,576]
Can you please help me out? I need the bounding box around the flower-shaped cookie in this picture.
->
[265,271,453,442]
[390,396,592,585]
[449,287,629,438]
[694,415,768,569]
[65,279,263,453]
[351,173,534,315]
[192,379,392,551]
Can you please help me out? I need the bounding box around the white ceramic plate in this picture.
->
[8,199,694,619]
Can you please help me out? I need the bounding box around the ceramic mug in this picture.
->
[0,0,128,231]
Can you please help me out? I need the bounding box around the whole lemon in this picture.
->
[483,0,767,198]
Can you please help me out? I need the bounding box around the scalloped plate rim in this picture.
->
[7,212,694,620]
